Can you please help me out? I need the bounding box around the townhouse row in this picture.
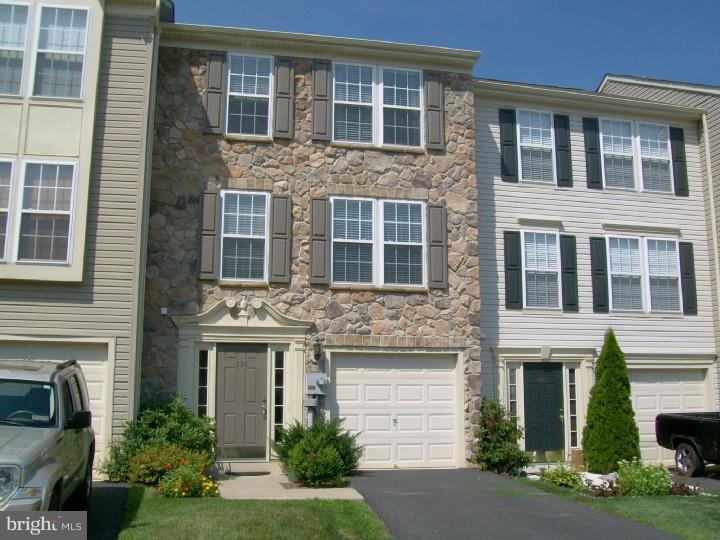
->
[0,0,717,468]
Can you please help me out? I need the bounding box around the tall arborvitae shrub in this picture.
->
[582,329,640,473]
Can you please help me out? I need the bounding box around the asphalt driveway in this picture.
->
[351,469,678,540]
[86,482,129,540]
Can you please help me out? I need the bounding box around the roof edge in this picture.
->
[599,74,720,97]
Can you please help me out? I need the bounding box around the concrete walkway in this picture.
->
[217,462,363,500]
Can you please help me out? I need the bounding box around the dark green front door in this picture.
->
[523,363,564,456]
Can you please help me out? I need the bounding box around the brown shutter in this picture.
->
[273,57,294,139]
[203,52,227,134]
[424,71,445,150]
[310,198,331,284]
[269,196,292,283]
[670,127,689,196]
[583,117,603,189]
[504,231,523,310]
[554,114,573,187]
[499,109,518,182]
[311,60,332,141]
[427,204,448,288]
[199,192,219,279]
[679,242,697,315]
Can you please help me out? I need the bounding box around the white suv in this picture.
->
[0,359,95,511]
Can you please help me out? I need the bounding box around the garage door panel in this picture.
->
[365,385,392,401]
[397,385,423,402]
[336,385,359,402]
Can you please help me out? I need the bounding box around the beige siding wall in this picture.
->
[475,96,717,398]
[0,15,155,435]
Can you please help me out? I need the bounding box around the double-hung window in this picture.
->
[34,7,88,98]
[518,110,554,183]
[0,2,28,95]
[647,239,680,311]
[383,201,424,285]
[331,198,374,283]
[220,191,268,281]
[0,160,11,260]
[639,123,672,192]
[18,162,75,262]
[600,119,635,189]
[226,54,272,136]
[333,63,374,144]
[522,231,560,308]
[608,237,643,311]
[382,68,422,147]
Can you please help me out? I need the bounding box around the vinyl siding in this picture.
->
[475,97,717,399]
[0,15,155,435]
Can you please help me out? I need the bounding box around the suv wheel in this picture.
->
[71,450,94,510]
[675,442,704,477]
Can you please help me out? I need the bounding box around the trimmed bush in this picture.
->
[472,398,531,473]
[288,443,346,487]
[541,465,585,490]
[616,458,671,496]
[157,463,219,498]
[100,395,216,481]
[128,444,211,485]
[582,330,640,473]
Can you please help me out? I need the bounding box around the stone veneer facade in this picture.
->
[143,47,482,454]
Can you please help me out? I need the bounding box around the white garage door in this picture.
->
[0,341,113,468]
[630,369,710,465]
[326,353,459,469]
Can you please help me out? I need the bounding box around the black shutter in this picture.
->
[590,237,609,313]
[311,60,332,141]
[554,114,572,187]
[504,231,522,309]
[203,52,226,134]
[679,242,697,315]
[309,199,331,284]
[427,205,448,288]
[560,235,578,312]
[424,71,445,150]
[273,58,294,139]
[269,196,292,283]
[583,117,603,189]
[499,109,518,182]
[199,192,219,279]
[670,127,689,196]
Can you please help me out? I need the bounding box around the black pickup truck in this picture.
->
[656,412,720,476]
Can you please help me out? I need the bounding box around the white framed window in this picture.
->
[639,123,673,193]
[517,109,555,183]
[197,349,208,417]
[0,160,13,260]
[33,6,89,98]
[382,67,422,147]
[646,238,681,312]
[333,62,374,144]
[567,367,578,447]
[273,350,285,440]
[608,236,643,311]
[382,200,425,285]
[0,2,29,95]
[226,54,273,136]
[17,161,76,263]
[507,364,519,418]
[600,119,635,190]
[219,190,269,282]
[522,230,561,309]
[331,197,374,284]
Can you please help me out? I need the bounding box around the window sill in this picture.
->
[217,280,269,288]
[28,96,84,106]
[609,310,683,319]
[223,134,274,143]
[522,308,564,316]
[330,141,427,154]
[330,284,429,293]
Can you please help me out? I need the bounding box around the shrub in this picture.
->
[271,421,308,470]
[472,399,531,473]
[157,463,219,498]
[541,465,585,490]
[288,443,346,487]
[128,444,211,485]
[582,330,640,473]
[100,395,216,481]
[616,458,671,496]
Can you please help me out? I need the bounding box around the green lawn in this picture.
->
[524,479,720,540]
[119,486,390,540]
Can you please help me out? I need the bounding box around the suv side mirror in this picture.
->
[66,410,92,430]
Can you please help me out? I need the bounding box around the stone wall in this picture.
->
[143,47,482,453]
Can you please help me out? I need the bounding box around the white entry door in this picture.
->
[326,353,459,469]
[630,368,710,465]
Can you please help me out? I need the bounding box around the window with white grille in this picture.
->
[647,239,680,312]
[639,123,672,193]
[382,68,422,147]
[608,236,643,310]
[33,7,88,98]
[226,55,272,136]
[0,3,28,95]
[518,110,554,183]
[332,198,374,283]
[220,191,268,281]
[333,63,374,143]
[0,160,11,260]
[601,119,635,189]
[523,231,560,308]
[383,201,424,285]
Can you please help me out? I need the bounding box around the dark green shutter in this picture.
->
[554,114,572,187]
[424,71,445,150]
[310,199,331,284]
[560,235,578,312]
[273,58,294,139]
[583,117,603,189]
[427,205,448,288]
[199,192,219,279]
[504,231,522,309]
[203,52,227,134]
[311,60,332,141]
[670,127,689,196]
[269,196,292,283]
[499,109,518,182]
[679,242,697,315]
[590,237,609,313]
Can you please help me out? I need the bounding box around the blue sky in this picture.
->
[171,0,720,90]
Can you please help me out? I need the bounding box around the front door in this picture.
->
[523,363,564,461]
[216,344,267,459]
